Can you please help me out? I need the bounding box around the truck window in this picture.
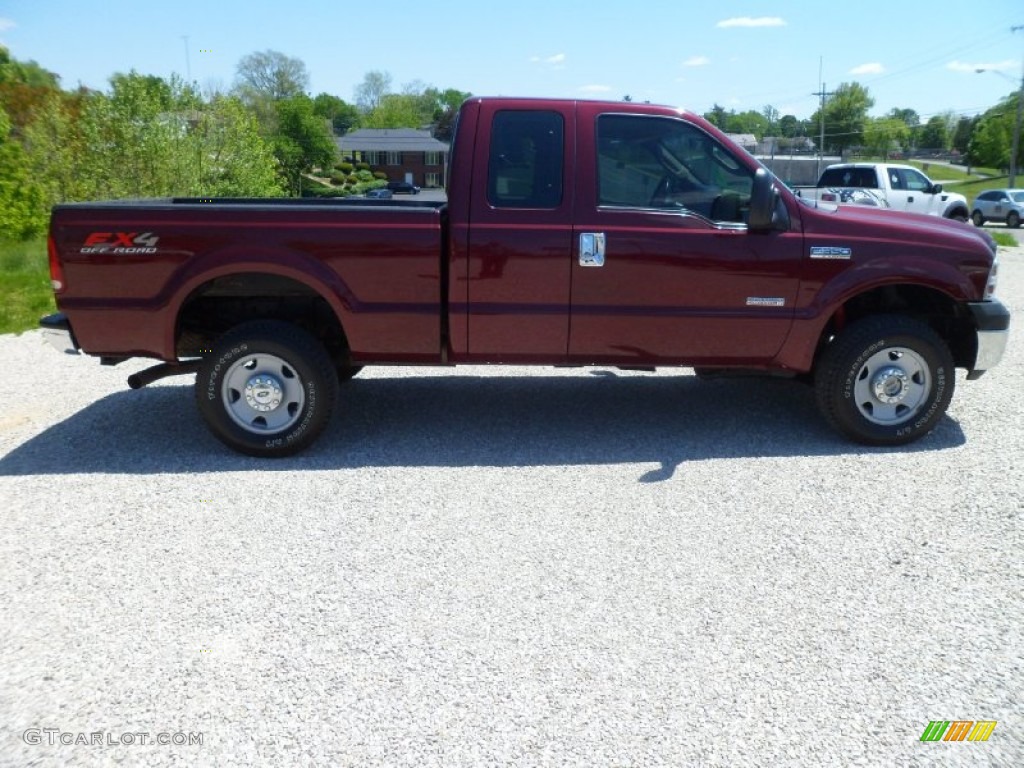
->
[487,110,564,208]
[818,167,878,188]
[596,114,753,223]
[901,168,932,192]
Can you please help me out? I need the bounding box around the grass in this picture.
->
[0,237,55,335]
[990,231,1019,248]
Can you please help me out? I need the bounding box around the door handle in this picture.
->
[579,233,606,267]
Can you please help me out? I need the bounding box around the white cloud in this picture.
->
[0,18,15,32]
[546,53,566,65]
[682,56,710,68]
[850,62,884,75]
[947,59,1016,73]
[717,17,786,28]
[579,84,612,94]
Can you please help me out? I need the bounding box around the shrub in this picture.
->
[355,162,370,171]
[356,169,375,182]
[330,171,348,185]
[373,171,387,180]
[334,161,354,173]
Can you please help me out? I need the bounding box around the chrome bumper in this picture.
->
[39,313,80,355]
[966,300,1010,380]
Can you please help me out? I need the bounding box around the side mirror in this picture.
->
[749,168,788,232]
[930,183,943,194]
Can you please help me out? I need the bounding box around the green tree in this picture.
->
[273,95,336,195]
[952,116,975,155]
[888,107,920,148]
[918,115,950,152]
[968,94,1022,170]
[0,104,48,239]
[863,117,910,159]
[812,82,874,154]
[429,87,471,141]
[234,50,309,102]
[193,96,282,196]
[312,92,360,135]
[703,104,728,129]
[778,114,801,138]
[354,70,392,112]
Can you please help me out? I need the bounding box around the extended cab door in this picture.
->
[568,106,802,366]
[462,103,575,361]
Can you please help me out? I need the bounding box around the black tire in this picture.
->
[971,210,985,227]
[1008,211,1021,229]
[814,315,954,446]
[948,208,969,223]
[196,320,338,457]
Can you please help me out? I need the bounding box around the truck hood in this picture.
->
[796,199,997,301]
[799,199,995,257]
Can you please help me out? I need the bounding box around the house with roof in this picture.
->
[336,129,450,189]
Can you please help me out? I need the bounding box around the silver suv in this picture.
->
[972,189,1024,228]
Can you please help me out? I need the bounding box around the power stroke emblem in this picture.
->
[810,245,852,260]
[81,232,160,254]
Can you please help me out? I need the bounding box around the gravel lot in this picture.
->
[1,249,1022,767]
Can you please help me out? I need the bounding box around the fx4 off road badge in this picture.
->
[81,232,160,255]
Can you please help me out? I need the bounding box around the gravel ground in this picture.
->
[1,249,1022,767]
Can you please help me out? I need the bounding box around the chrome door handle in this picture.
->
[579,233,606,267]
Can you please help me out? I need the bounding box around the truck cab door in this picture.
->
[568,108,801,366]
[892,167,939,215]
[461,104,575,361]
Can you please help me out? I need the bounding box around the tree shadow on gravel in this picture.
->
[0,371,965,480]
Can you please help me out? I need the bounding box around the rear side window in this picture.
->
[487,110,564,208]
[818,167,879,188]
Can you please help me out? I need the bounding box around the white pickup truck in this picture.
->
[794,163,970,221]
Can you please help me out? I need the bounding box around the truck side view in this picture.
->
[41,98,1009,456]
[794,162,970,220]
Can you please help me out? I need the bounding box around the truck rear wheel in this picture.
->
[814,315,954,446]
[196,320,338,457]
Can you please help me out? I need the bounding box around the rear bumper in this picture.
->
[39,313,80,355]
[966,299,1010,379]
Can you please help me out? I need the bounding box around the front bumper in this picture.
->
[39,313,80,355]
[966,299,1010,380]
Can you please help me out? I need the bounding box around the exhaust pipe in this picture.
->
[127,360,201,390]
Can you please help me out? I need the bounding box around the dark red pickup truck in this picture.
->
[41,97,1009,456]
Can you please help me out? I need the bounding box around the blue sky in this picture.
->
[2,0,1022,121]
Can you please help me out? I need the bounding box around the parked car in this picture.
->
[972,189,1024,228]
[365,188,393,199]
[387,181,420,194]
[792,163,969,220]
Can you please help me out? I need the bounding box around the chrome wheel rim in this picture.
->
[853,346,931,426]
[222,353,305,433]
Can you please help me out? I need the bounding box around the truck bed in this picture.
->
[50,198,448,362]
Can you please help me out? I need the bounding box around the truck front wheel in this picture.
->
[196,320,338,457]
[814,316,954,446]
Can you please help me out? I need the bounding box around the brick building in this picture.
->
[336,129,450,188]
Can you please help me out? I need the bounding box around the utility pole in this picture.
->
[1010,25,1023,186]
[812,80,835,179]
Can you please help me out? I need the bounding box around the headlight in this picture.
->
[985,254,999,299]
